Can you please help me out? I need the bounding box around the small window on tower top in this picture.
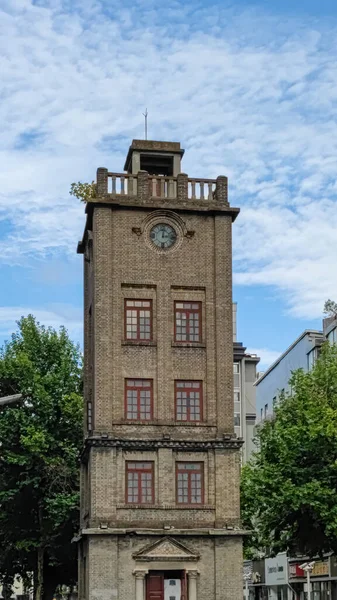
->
[140,154,174,176]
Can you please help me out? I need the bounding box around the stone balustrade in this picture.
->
[96,169,228,204]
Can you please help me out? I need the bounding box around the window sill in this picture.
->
[171,342,206,349]
[113,420,214,427]
[122,341,157,347]
[117,504,214,510]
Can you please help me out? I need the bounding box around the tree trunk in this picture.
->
[35,546,45,600]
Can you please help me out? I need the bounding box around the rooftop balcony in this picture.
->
[96,168,230,205]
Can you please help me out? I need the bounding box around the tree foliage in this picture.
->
[69,181,96,202]
[241,342,337,558]
[324,299,337,318]
[0,316,83,599]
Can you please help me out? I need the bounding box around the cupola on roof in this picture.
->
[124,139,185,177]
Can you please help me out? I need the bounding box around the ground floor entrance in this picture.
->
[146,571,187,600]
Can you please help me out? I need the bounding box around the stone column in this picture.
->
[187,570,198,600]
[137,170,149,200]
[215,175,228,205]
[134,570,147,600]
[177,173,188,201]
[96,167,108,196]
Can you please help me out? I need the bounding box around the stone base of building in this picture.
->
[78,532,243,600]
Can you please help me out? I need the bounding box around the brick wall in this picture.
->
[83,534,243,600]
[79,163,243,599]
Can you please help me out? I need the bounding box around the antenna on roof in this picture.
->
[142,108,148,140]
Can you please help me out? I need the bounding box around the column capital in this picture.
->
[187,570,199,579]
[133,569,148,579]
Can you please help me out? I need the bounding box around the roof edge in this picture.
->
[255,329,324,385]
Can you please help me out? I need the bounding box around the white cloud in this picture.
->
[247,347,282,371]
[0,0,337,318]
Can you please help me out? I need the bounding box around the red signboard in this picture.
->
[289,561,329,579]
[289,564,305,578]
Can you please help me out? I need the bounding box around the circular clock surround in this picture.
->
[150,223,177,249]
[141,210,187,254]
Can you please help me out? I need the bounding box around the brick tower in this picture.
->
[77,140,244,600]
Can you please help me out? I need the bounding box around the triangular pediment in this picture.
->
[133,537,199,562]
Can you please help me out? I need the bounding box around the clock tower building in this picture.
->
[77,140,244,600]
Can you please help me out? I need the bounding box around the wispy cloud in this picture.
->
[247,347,282,371]
[1,0,337,319]
[0,305,83,346]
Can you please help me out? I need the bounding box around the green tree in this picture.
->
[324,299,337,318]
[69,181,96,202]
[241,342,337,558]
[0,316,83,600]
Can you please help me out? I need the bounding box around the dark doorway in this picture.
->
[146,571,185,600]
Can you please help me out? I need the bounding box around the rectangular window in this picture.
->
[328,328,337,345]
[176,462,203,505]
[126,461,154,504]
[125,379,153,420]
[175,381,202,422]
[308,348,317,370]
[264,403,268,418]
[125,299,152,341]
[174,302,201,342]
[87,401,93,431]
[234,413,240,427]
[233,363,240,390]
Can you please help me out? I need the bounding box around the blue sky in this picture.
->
[1,0,337,369]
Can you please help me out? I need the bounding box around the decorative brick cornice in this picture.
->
[81,435,243,460]
[85,197,239,217]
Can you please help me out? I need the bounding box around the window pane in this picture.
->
[125,380,152,420]
[175,302,201,343]
[176,382,201,422]
[125,300,152,341]
[177,463,203,504]
[126,462,154,505]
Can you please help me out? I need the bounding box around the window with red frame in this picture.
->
[126,461,154,504]
[125,300,152,341]
[175,381,202,422]
[174,302,201,342]
[125,379,153,420]
[176,462,204,505]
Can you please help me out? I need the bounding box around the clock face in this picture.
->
[150,223,177,249]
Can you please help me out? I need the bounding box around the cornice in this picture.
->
[81,435,243,460]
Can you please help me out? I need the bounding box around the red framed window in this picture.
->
[125,300,152,341]
[174,302,201,342]
[126,461,154,504]
[175,381,202,422]
[176,463,204,505]
[125,379,153,420]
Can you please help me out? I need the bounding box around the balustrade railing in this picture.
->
[106,172,218,201]
[188,178,216,200]
[107,173,137,195]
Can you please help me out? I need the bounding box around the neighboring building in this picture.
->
[324,314,337,345]
[232,304,259,463]
[256,313,337,424]
[265,553,289,600]
[243,558,267,599]
[288,555,337,599]
[244,553,337,599]
[77,139,244,600]
[256,330,324,424]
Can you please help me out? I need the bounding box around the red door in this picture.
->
[181,571,187,600]
[146,573,164,600]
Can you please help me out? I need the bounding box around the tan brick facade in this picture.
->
[78,140,244,600]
